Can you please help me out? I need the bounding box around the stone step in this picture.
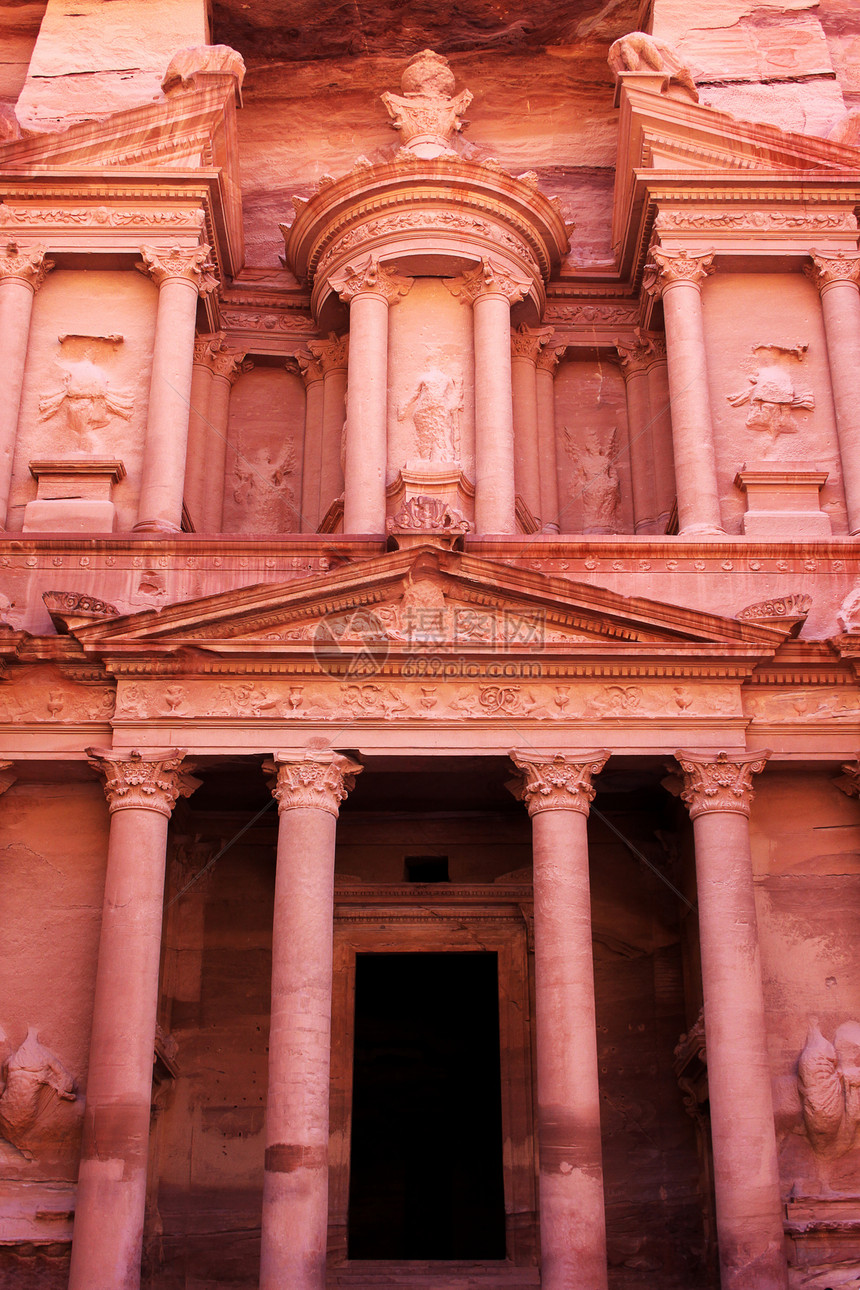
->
[327,1262,541,1289]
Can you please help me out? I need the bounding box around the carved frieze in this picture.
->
[219,309,314,332]
[509,749,610,816]
[86,748,200,816]
[0,668,115,723]
[264,750,363,817]
[655,210,856,233]
[0,206,206,230]
[544,303,638,327]
[674,749,770,818]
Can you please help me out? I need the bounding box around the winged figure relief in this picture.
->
[797,1017,860,1156]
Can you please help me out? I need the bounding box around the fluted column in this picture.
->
[511,324,553,523]
[135,245,218,533]
[617,338,659,533]
[448,258,530,534]
[650,249,723,535]
[806,252,860,533]
[674,750,788,1290]
[260,751,363,1290]
[0,243,54,529]
[184,333,222,530]
[309,332,349,527]
[297,351,326,532]
[204,347,245,532]
[329,256,411,534]
[509,749,611,1290]
[645,334,675,531]
[69,749,200,1290]
[536,341,564,533]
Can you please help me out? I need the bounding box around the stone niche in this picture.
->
[222,365,305,535]
[553,356,632,535]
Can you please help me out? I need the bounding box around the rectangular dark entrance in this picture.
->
[347,951,506,1260]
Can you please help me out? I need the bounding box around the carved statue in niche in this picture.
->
[798,1017,860,1157]
[381,49,472,158]
[0,1026,76,1159]
[231,440,298,532]
[563,426,621,534]
[726,344,814,443]
[397,370,463,464]
[39,357,133,450]
[607,31,698,101]
[839,583,860,634]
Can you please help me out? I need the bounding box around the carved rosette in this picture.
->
[307,332,349,372]
[0,242,54,292]
[328,254,413,306]
[509,749,610,816]
[648,248,715,295]
[446,256,531,306]
[137,244,219,295]
[804,250,860,295]
[87,747,201,816]
[511,323,554,362]
[674,749,770,819]
[264,751,363,817]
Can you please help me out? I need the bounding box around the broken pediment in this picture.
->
[66,546,788,663]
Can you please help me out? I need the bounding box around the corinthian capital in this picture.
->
[0,242,54,291]
[536,340,566,374]
[804,250,860,293]
[87,747,201,816]
[511,323,554,362]
[137,243,219,295]
[296,350,324,385]
[264,750,363,817]
[648,248,714,293]
[307,331,349,372]
[446,257,531,306]
[328,255,413,306]
[509,749,609,816]
[211,348,247,383]
[193,331,226,365]
[616,338,653,376]
[674,749,770,819]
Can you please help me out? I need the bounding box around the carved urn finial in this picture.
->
[381,49,472,159]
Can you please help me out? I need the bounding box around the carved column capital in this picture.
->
[835,757,860,798]
[509,749,609,816]
[136,243,219,295]
[804,250,860,294]
[264,750,363,817]
[446,256,531,306]
[86,747,201,816]
[210,348,247,384]
[307,331,349,373]
[296,350,324,386]
[0,242,54,292]
[648,248,715,295]
[511,323,554,362]
[193,331,226,366]
[674,749,770,819]
[535,340,566,374]
[646,333,667,364]
[328,254,413,306]
[616,338,653,376]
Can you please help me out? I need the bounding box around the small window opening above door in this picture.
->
[404,855,449,883]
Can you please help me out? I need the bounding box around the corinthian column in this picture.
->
[308,332,349,526]
[204,346,245,532]
[260,751,363,1290]
[135,244,218,533]
[297,351,326,532]
[674,750,788,1290]
[511,324,553,522]
[806,252,860,533]
[69,749,200,1290]
[650,249,723,535]
[536,342,564,533]
[617,338,659,533]
[509,749,611,1290]
[0,243,54,529]
[329,256,411,534]
[645,335,675,531]
[448,258,531,534]
[184,332,222,530]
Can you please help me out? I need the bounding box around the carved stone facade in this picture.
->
[2,5,860,1290]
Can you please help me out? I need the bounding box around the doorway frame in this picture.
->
[330,881,537,1268]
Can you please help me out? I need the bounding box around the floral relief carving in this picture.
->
[544,303,638,327]
[563,426,621,534]
[317,211,534,278]
[219,309,314,332]
[387,495,471,534]
[307,332,349,372]
[509,750,610,816]
[511,323,554,362]
[674,749,770,819]
[264,750,363,817]
[737,594,812,623]
[381,49,472,157]
[647,248,715,294]
[86,748,200,816]
[0,206,205,229]
[655,210,856,233]
[805,251,860,292]
[726,344,814,442]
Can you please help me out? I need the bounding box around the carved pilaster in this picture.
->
[0,242,54,291]
[511,323,554,362]
[136,244,219,295]
[674,749,770,819]
[87,747,200,816]
[804,250,860,294]
[328,254,413,305]
[648,248,715,295]
[264,750,363,817]
[307,331,349,372]
[446,256,531,306]
[509,749,609,816]
[616,338,653,377]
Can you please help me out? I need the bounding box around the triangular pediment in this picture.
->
[67,546,786,662]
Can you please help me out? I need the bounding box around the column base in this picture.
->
[132,519,183,535]
[677,524,726,538]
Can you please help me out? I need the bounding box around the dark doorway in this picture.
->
[347,951,506,1260]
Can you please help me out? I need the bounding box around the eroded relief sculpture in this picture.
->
[607,31,698,101]
[726,344,814,442]
[0,1027,76,1159]
[798,1018,860,1157]
[231,441,298,532]
[381,49,472,158]
[564,427,621,533]
[39,358,134,450]
[397,371,463,464]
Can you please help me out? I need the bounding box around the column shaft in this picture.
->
[536,355,561,533]
[342,293,389,533]
[319,366,347,524]
[819,279,860,533]
[202,371,234,532]
[646,347,675,531]
[618,344,659,533]
[511,353,542,522]
[474,292,517,534]
[299,364,325,532]
[183,355,215,530]
[0,246,53,529]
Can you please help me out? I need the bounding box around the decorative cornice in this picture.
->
[0,242,54,291]
[328,254,413,305]
[445,256,531,306]
[511,323,554,362]
[137,244,218,295]
[264,750,363,817]
[509,750,609,816]
[804,250,860,294]
[86,747,200,816]
[674,749,770,819]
